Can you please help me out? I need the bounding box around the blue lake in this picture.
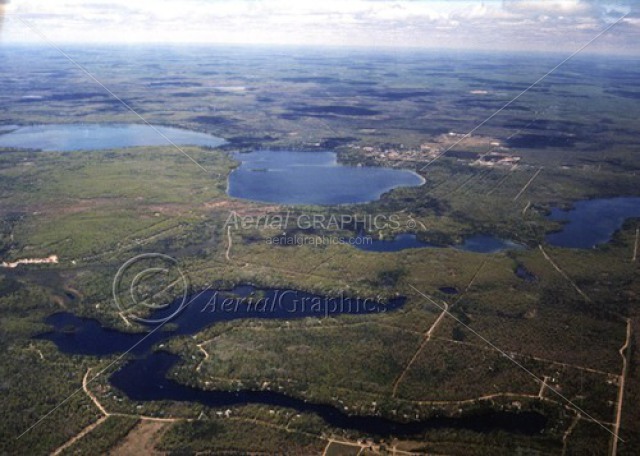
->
[37,286,404,356]
[355,233,435,252]
[228,150,425,205]
[546,197,640,249]
[110,351,546,438]
[355,233,523,254]
[35,284,545,438]
[0,124,226,151]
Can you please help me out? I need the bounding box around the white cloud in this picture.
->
[504,0,589,13]
[0,0,637,54]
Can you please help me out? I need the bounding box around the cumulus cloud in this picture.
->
[1,0,637,53]
[504,0,589,13]
[0,0,8,35]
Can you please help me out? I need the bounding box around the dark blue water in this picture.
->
[546,197,640,249]
[37,286,404,356]
[0,124,226,151]
[36,285,546,438]
[36,313,158,356]
[228,150,424,205]
[355,233,522,253]
[355,233,435,252]
[515,265,538,283]
[110,351,546,438]
[439,287,459,295]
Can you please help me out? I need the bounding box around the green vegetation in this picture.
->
[1,47,639,454]
[160,420,324,454]
[58,416,139,456]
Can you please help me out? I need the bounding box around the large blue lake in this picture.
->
[0,124,226,151]
[228,150,425,205]
[0,125,424,205]
[546,197,640,249]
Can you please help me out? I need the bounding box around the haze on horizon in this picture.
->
[0,0,639,55]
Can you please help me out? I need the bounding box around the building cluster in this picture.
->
[351,132,521,168]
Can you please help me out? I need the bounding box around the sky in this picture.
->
[1,0,639,54]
